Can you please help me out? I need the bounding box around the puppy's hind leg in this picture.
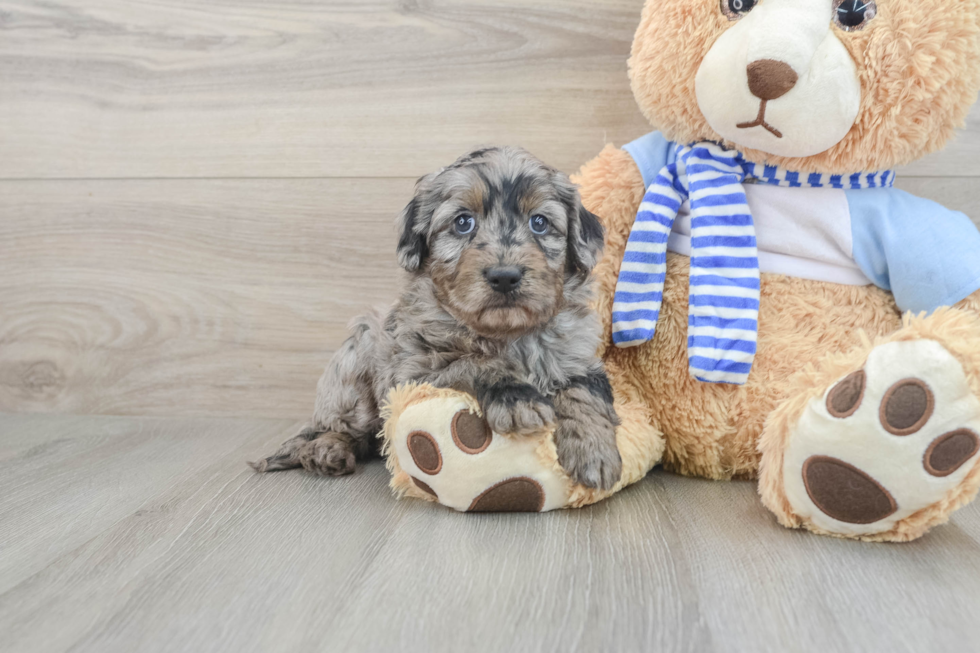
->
[249,427,368,477]
[248,425,321,473]
[249,313,386,476]
[249,428,373,477]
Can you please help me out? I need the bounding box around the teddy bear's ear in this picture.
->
[396,178,433,273]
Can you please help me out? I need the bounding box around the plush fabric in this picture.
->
[582,0,980,540]
[757,302,980,542]
[384,0,980,538]
[382,381,664,512]
[611,140,904,385]
[628,0,980,174]
[621,132,980,320]
[612,142,765,387]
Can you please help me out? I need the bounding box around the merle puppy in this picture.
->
[251,147,622,489]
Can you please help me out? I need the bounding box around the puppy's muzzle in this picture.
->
[484,266,523,294]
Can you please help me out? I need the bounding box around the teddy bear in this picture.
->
[383,0,980,542]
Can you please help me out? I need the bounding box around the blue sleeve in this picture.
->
[623,132,676,189]
[847,187,980,315]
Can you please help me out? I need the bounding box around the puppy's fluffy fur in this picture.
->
[251,147,622,489]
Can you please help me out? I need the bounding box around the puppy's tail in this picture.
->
[248,425,322,473]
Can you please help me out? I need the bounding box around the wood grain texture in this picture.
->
[1,176,977,418]
[0,178,412,418]
[894,177,980,216]
[0,0,977,418]
[2,414,979,653]
[0,0,650,179]
[2,0,978,180]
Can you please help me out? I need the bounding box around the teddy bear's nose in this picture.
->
[746,59,799,101]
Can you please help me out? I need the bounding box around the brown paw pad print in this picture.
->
[407,431,442,475]
[827,370,866,418]
[790,341,980,532]
[468,477,545,513]
[925,429,980,478]
[411,476,438,498]
[880,378,935,436]
[452,410,491,454]
[803,456,897,524]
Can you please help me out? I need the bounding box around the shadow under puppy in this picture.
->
[251,147,622,489]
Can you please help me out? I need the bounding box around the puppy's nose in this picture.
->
[484,267,523,294]
[746,59,798,101]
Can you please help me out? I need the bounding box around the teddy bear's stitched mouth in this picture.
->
[736,100,783,139]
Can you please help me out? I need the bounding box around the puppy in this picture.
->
[251,147,622,489]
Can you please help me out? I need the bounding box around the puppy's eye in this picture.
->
[529,215,550,235]
[453,214,476,235]
[721,0,757,20]
[833,0,877,31]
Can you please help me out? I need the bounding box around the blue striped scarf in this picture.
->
[611,142,895,385]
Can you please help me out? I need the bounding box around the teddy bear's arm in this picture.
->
[572,145,647,352]
[848,189,980,316]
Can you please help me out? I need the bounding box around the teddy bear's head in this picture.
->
[629,0,980,173]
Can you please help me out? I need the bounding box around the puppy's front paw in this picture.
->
[298,433,357,477]
[555,416,622,490]
[479,381,556,437]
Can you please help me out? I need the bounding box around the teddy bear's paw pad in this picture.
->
[784,339,980,537]
[411,476,438,498]
[801,456,896,524]
[468,478,546,513]
[924,429,980,477]
[451,410,492,454]
[391,395,570,512]
[407,431,442,474]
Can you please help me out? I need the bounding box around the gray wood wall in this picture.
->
[1,0,978,419]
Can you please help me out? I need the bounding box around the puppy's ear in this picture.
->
[396,177,433,273]
[566,194,605,276]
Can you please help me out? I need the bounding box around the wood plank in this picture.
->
[0,0,649,180]
[1,177,977,419]
[652,476,980,653]
[2,0,979,180]
[895,177,980,218]
[0,178,412,418]
[0,413,298,595]
[1,414,978,653]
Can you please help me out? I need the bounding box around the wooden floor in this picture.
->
[3,413,980,653]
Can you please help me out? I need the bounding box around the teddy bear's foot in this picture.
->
[384,388,572,512]
[762,336,980,541]
[382,381,664,512]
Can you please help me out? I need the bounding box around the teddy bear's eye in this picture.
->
[721,0,758,21]
[833,0,877,31]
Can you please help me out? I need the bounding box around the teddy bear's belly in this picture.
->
[606,252,902,480]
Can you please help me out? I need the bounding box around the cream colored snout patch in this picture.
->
[696,0,861,157]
